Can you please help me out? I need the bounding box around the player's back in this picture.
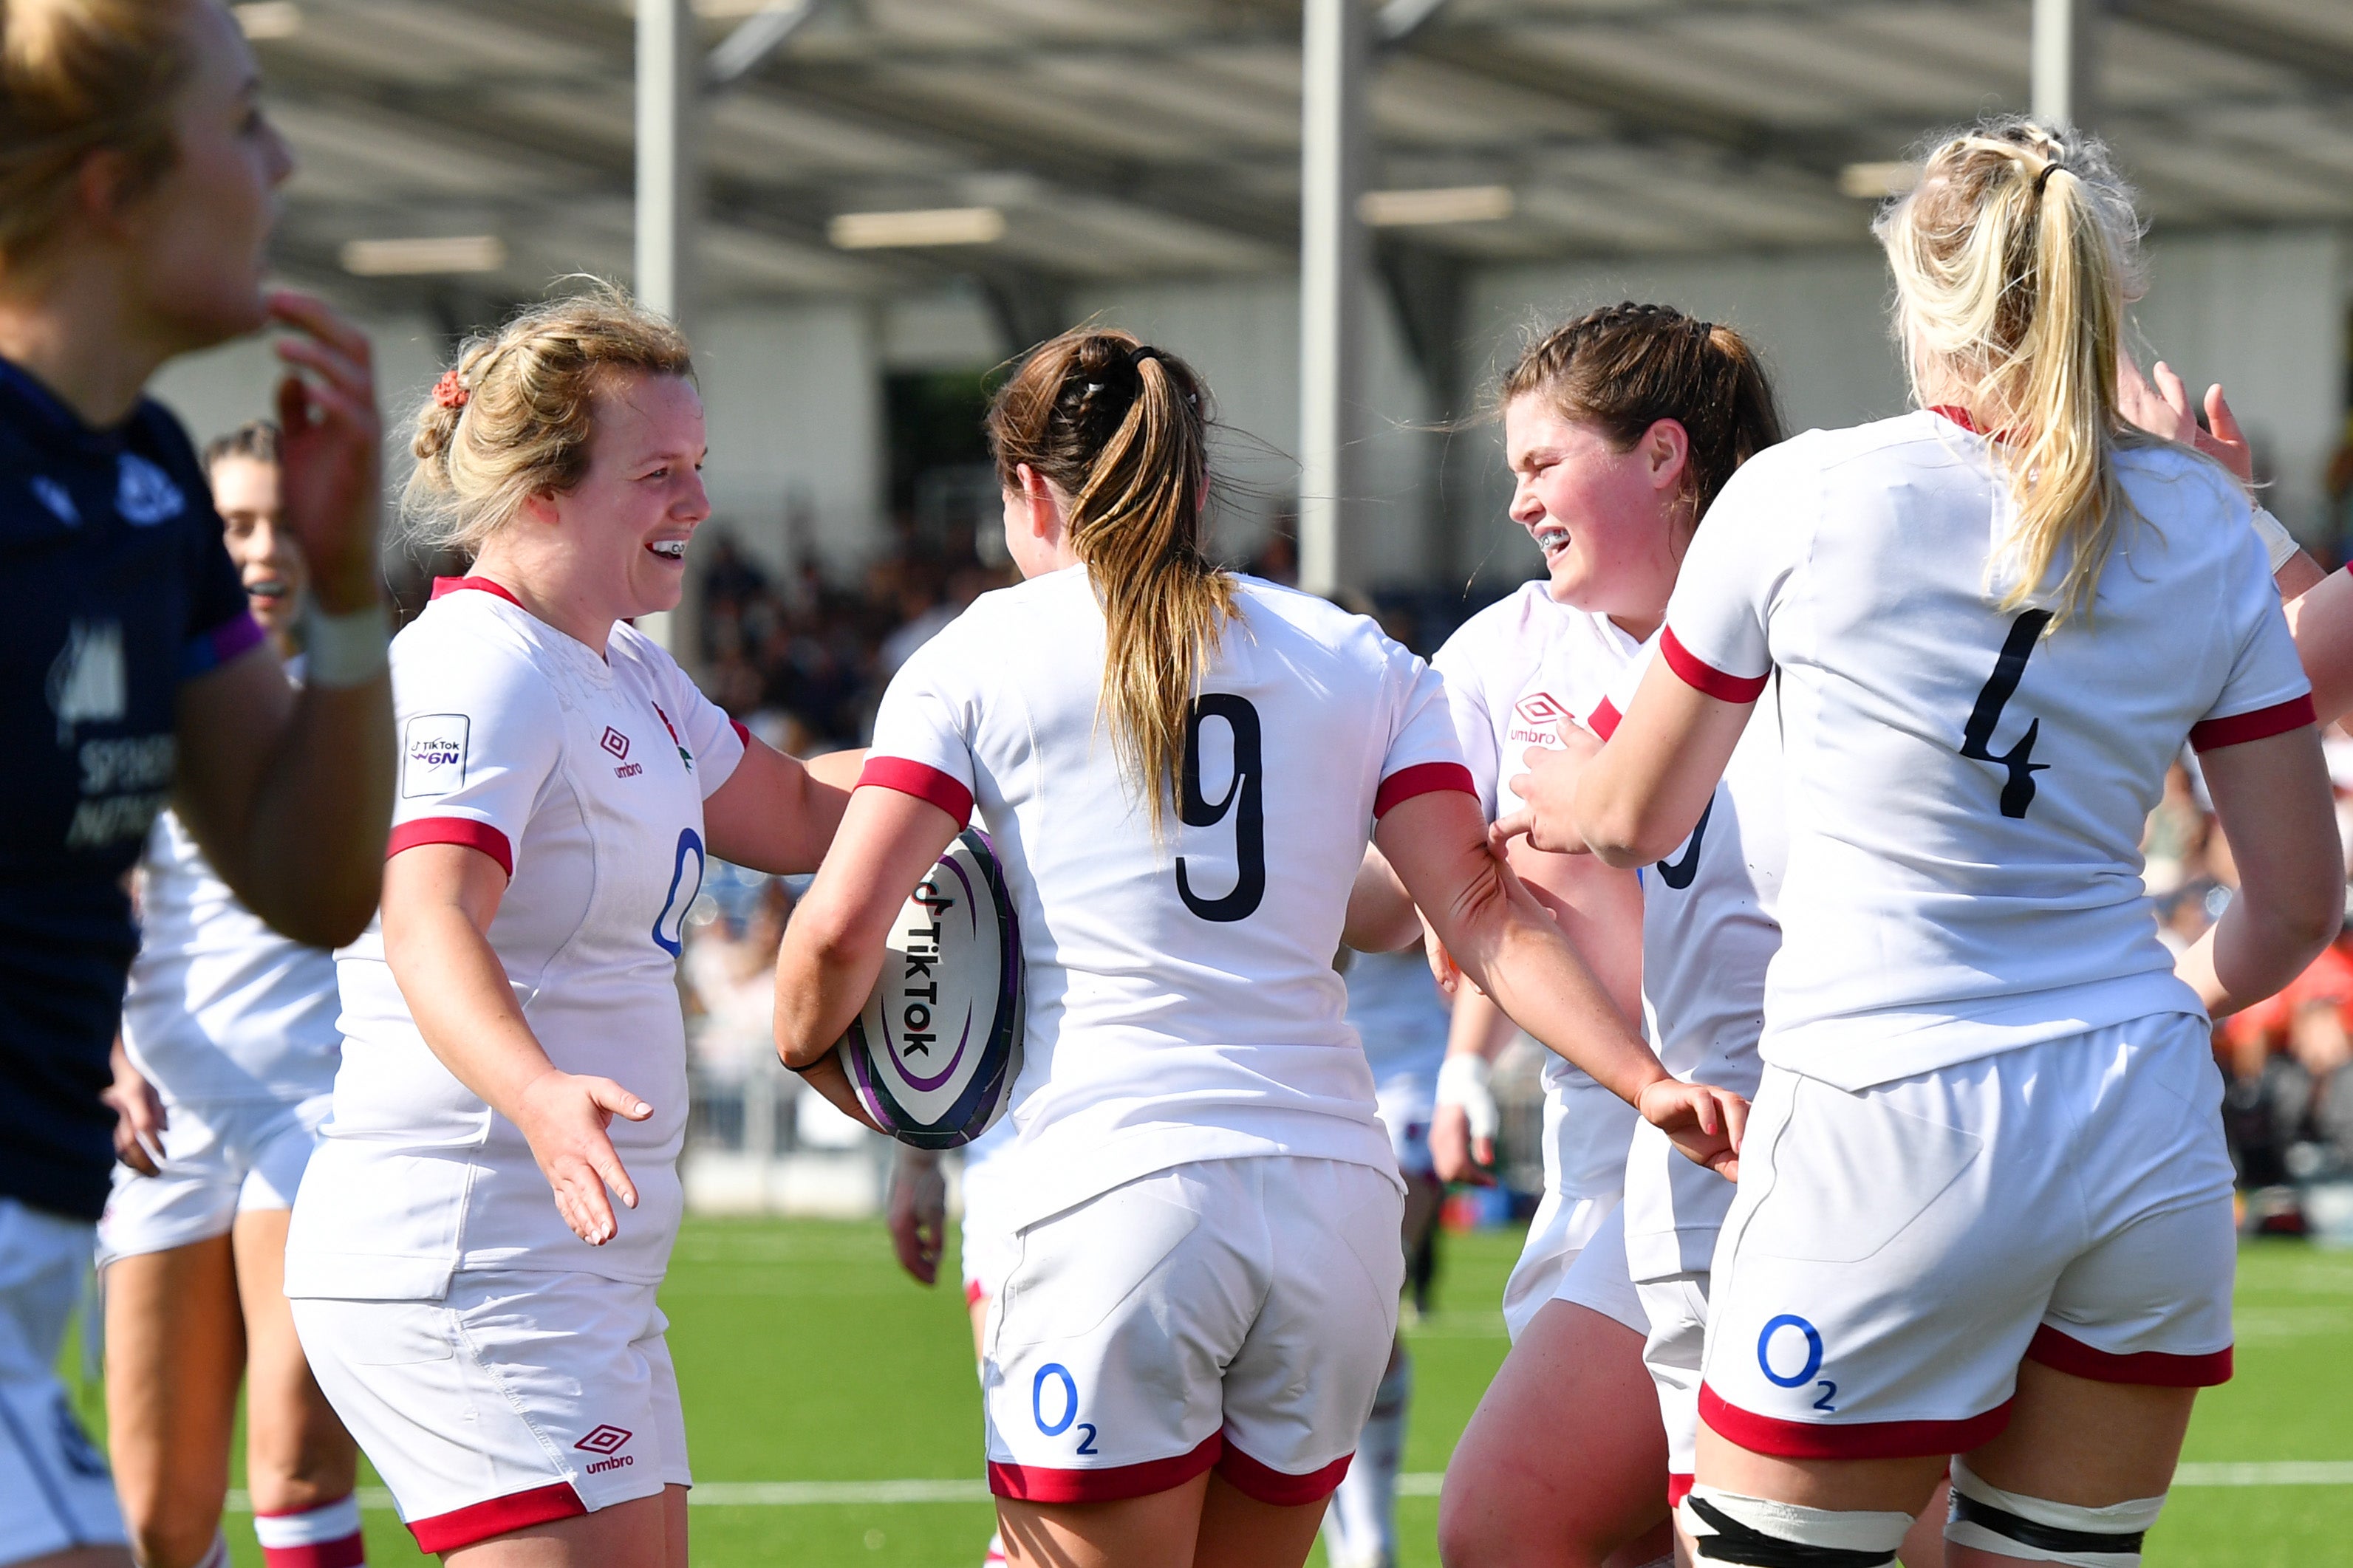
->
[1667,410,2311,1086]
[870,566,1466,1228]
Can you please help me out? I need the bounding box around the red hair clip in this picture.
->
[433,368,471,410]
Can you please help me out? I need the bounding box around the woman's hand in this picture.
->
[103,1038,166,1178]
[267,290,383,614]
[511,1069,653,1247]
[1430,1050,1499,1185]
[2117,355,2253,484]
[888,1147,948,1286]
[1635,1078,1747,1182]
[1493,719,1605,855]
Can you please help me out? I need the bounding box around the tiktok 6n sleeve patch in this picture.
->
[403,714,470,798]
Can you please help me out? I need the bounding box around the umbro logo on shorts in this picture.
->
[600,727,631,761]
[576,1425,636,1473]
[576,1425,632,1454]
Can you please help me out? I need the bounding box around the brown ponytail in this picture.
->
[986,329,1232,833]
[1499,302,1784,524]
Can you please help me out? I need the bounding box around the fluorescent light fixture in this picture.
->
[1359,185,1514,227]
[340,236,507,276]
[233,1,301,38]
[828,207,1005,250]
[1837,162,1919,199]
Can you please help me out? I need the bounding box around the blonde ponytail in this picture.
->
[1876,117,2148,626]
[986,330,1232,833]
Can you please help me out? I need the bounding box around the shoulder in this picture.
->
[1232,575,1398,665]
[1434,581,1565,674]
[392,598,561,720]
[2112,440,2246,524]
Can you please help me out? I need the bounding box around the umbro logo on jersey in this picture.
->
[1514,692,1568,725]
[576,1424,635,1474]
[31,476,77,526]
[600,727,631,760]
[115,453,184,526]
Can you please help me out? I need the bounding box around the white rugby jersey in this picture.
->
[862,566,1472,1232]
[1590,640,1785,1277]
[122,807,341,1106]
[284,578,745,1300]
[1343,948,1449,1088]
[1432,581,1645,1125]
[1662,410,2313,1090]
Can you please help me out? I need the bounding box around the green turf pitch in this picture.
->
[62,1224,2353,1566]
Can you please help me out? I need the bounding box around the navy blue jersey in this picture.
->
[0,357,260,1219]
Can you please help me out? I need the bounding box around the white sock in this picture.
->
[253,1492,367,1567]
[1323,1349,1410,1568]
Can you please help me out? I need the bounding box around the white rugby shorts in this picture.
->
[983,1156,1403,1507]
[1502,1074,1636,1341]
[1373,1069,1436,1180]
[1548,1201,1647,1336]
[293,1270,685,1552]
[1635,1270,1709,1507]
[961,1191,1019,1310]
[95,1092,329,1267]
[1702,1015,2237,1459]
[0,1199,126,1565]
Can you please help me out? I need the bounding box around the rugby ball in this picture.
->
[841,829,1025,1149]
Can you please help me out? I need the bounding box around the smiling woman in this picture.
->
[280,286,864,1568]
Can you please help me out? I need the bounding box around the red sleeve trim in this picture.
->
[857,756,974,829]
[1667,1472,1695,1509]
[1661,626,1769,705]
[408,1482,584,1553]
[1698,1383,2011,1459]
[1215,1439,1353,1506]
[387,817,514,880]
[1373,761,1477,819]
[2188,694,2315,753]
[1588,697,1622,742]
[988,1432,1220,1504]
[731,719,752,747]
[963,1278,987,1309]
[2025,1324,2233,1388]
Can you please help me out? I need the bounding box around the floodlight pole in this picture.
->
[1298,0,1370,598]
[2031,0,2096,129]
[635,0,694,651]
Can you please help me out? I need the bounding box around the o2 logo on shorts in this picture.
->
[1757,1313,1837,1412]
[651,827,706,956]
[1031,1363,1099,1455]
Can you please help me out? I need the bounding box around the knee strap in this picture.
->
[1944,1456,2165,1567]
[1679,1485,1913,1567]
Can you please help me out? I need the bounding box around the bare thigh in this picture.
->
[13,1550,134,1568]
[1438,1299,1671,1568]
[103,1235,245,1567]
[1945,1360,2194,1568]
[997,1470,1329,1568]
[231,1208,359,1514]
[441,1485,686,1568]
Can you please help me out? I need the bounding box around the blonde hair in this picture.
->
[985,329,1231,834]
[406,284,693,555]
[1876,117,2148,626]
[0,0,195,267]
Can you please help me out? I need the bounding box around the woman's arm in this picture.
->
[701,739,861,875]
[2175,725,2342,1016]
[1375,789,1741,1177]
[1503,656,1749,866]
[1343,843,1421,953]
[771,786,962,1071]
[172,295,395,949]
[380,843,653,1245]
[2286,571,2353,729]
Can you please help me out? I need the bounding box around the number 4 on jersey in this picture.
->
[1959,610,2052,818]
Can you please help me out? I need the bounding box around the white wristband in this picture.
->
[301,598,391,689]
[1435,1053,1498,1142]
[2250,505,2299,575]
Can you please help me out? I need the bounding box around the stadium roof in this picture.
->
[249,0,2353,318]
